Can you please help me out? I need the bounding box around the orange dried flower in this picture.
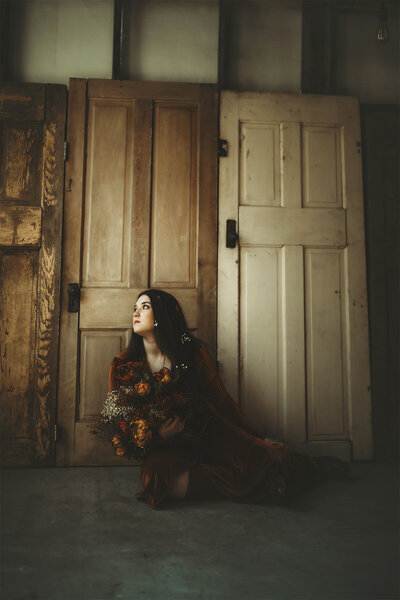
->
[154,368,171,385]
[131,418,152,448]
[134,382,151,396]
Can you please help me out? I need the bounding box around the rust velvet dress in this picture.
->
[108,344,322,509]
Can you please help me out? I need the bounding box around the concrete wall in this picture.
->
[335,5,399,104]
[226,0,302,93]
[5,0,400,103]
[121,1,219,83]
[7,0,114,86]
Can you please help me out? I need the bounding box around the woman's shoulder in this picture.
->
[191,340,216,371]
[110,349,131,367]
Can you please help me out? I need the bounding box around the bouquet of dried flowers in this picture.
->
[91,360,202,459]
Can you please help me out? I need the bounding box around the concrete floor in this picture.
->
[1,462,398,600]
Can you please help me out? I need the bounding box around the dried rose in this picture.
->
[154,369,171,385]
[134,382,151,396]
[131,418,152,448]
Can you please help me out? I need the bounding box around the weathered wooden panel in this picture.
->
[280,122,302,208]
[57,79,87,466]
[0,83,45,121]
[240,246,281,437]
[0,83,67,467]
[0,206,41,246]
[0,124,42,205]
[80,330,129,419]
[0,252,38,441]
[130,99,152,289]
[302,126,342,208]
[34,84,67,463]
[239,206,346,247]
[305,248,348,438]
[82,100,134,287]
[239,122,280,207]
[151,103,197,287]
[80,287,198,330]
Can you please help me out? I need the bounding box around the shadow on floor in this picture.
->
[1,462,398,600]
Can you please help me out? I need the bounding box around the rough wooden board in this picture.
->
[198,85,218,358]
[1,124,42,204]
[0,252,38,443]
[34,84,67,465]
[0,83,45,121]
[88,78,202,101]
[131,99,152,288]
[0,205,41,247]
[56,79,88,466]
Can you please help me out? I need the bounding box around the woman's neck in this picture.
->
[143,337,171,372]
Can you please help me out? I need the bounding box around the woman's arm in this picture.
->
[195,344,262,438]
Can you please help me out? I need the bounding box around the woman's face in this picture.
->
[133,295,155,337]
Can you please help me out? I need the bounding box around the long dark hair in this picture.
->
[126,288,200,370]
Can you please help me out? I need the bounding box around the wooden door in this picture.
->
[57,79,217,466]
[0,83,66,466]
[218,91,372,461]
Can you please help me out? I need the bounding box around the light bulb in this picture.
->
[377,2,390,44]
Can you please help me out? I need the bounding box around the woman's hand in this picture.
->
[158,417,184,440]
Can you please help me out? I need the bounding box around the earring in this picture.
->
[153,320,159,328]
[181,333,191,344]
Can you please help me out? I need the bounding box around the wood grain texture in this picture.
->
[82,99,134,286]
[0,206,41,246]
[239,206,347,247]
[56,79,88,466]
[0,252,38,447]
[0,83,45,121]
[88,79,202,102]
[131,99,152,288]
[2,125,41,203]
[0,83,66,467]
[150,103,197,287]
[80,287,198,330]
[34,84,67,464]
[197,85,218,357]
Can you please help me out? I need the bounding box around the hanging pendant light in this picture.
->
[376,2,390,44]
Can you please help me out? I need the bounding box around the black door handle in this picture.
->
[226,219,239,248]
[67,283,80,313]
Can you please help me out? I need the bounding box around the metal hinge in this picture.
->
[218,139,228,157]
[64,141,69,161]
[54,424,58,442]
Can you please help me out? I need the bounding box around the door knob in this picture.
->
[226,219,239,248]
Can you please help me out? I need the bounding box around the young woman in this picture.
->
[108,289,348,509]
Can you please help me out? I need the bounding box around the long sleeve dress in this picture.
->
[108,344,323,509]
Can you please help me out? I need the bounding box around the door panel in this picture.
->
[151,103,197,287]
[302,125,342,208]
[305,248,348,439]
[80,330,130,420]
[83,100,135,287]
[57,79,217,466]
[240,246,282,438]
[219,91,372,460]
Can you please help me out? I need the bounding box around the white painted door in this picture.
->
[218,91,372,460]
